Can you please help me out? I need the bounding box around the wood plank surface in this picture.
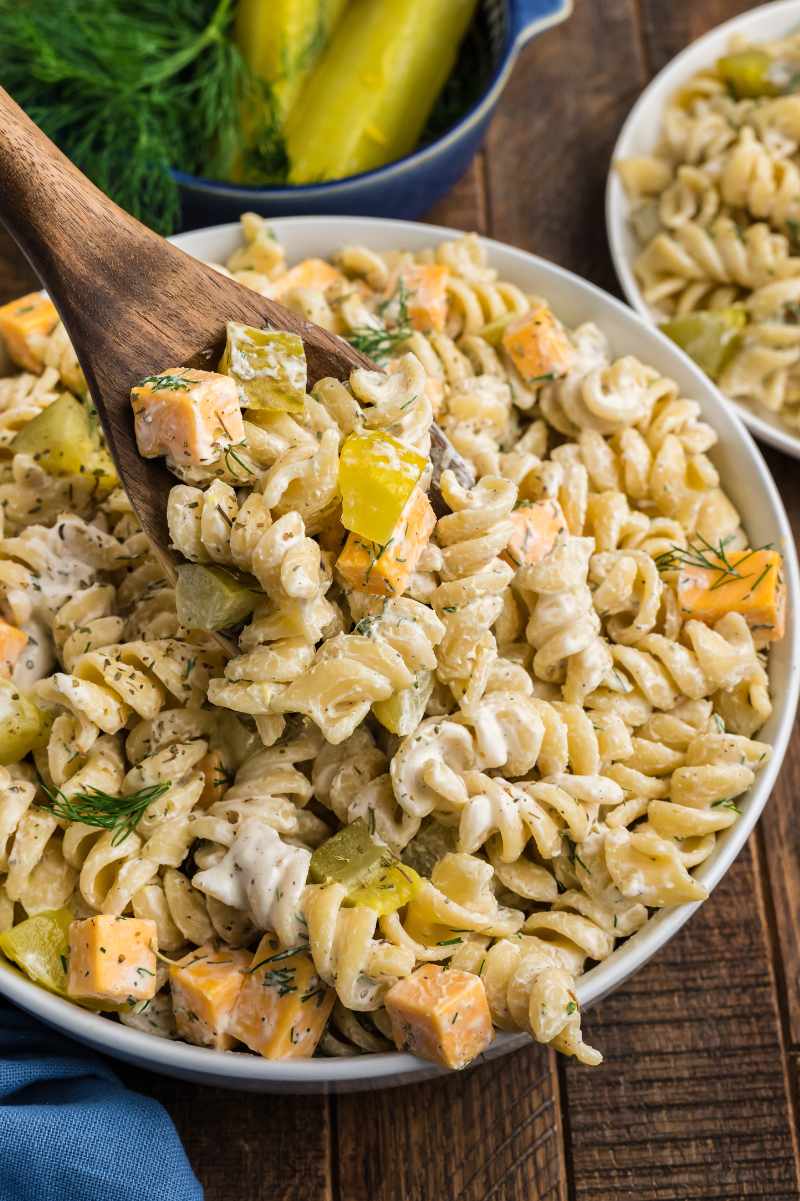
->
[336,1045,566,1201]
[2,2,800,1199]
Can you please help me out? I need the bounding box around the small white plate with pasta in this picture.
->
[0,215,797,1094]
[607,0,800,460]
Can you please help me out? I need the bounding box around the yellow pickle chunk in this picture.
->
[220,322,307,413]
[338,430,427,545]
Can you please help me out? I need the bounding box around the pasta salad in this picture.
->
[0,214,784,1071]
[618,32,800,433]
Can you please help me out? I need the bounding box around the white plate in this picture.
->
[1,216,798,1093]
[606,0,800,461]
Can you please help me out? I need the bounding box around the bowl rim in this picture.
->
[3,213,798,1091]
[605,0,800,461]
[170,0,579,199]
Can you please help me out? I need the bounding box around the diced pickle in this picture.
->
[373,670,434,735]
[401,818,458,878]
[339,431,427,545]
[11,393,101,477]
[479,314,515,347]
[309,818,389,892]
[220,322,307,413]
[717,50,780,99]
[348,862,422,915]
[660,308,747,379]
[0,909,72,995]
[176,564,258,631]
[0,678,52,765]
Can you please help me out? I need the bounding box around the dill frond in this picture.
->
[41,781,170,846]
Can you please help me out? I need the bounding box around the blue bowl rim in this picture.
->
[171,11,522,199]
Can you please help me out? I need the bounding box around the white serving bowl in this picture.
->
[1,216,797,1093]
[606,0,800,461]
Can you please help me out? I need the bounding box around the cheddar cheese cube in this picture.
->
[131,368,244,467]
[501,303,574,384]
[67,915,157,1005]
[0,292,58,373]
[269,258,344,300]
[677,547,785,641]
[168,942,250,1050]
[0,621,28,677]
[399,264,448,333]
[229,934,335,1059]
[336,486,436,597]
[385,964,494,1070]
[503,499,566,569]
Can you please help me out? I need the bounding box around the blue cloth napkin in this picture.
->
[0,1002,202,1201]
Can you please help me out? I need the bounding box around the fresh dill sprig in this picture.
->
[655,535,773,590]
[137,373,191,392]
[41,781,170,847]
[348,281,413,363]
[0,0,283,234]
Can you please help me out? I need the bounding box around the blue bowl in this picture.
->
[175,0,572,228]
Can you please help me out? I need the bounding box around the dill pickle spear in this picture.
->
[339,431,426,545]
[0,678,52,765]
[220,322,307,413]
[348,862,422,915]
[309,818,388,892]
[0,908,72,995]
[285,0,480,183]
[660,308,747,380]
[176,565,258,631]
[717,50,780,98]
[235,0,349,120]
[11,393,97,475]
[373,670,434,736]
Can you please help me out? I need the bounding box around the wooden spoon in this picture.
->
[0,88,472,577]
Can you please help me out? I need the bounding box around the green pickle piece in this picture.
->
[479,314,515,347]
[0,679,52,766]
[717,50,780,98]
[401,818,458,878]
[11,393,110,481]
[309,818,389,893]
[660,308,747,380]
[0,908,72,995]
[176,564,258,631]
[220,322,307,413]
[373,670,434,736]
[348,862,422,916]
[339,430,426,545]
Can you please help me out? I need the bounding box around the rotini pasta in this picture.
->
[0,215,784,1074]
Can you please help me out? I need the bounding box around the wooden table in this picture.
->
[2,2,800,1197]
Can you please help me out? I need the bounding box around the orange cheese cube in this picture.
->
[677,547,785,641]
[67,915,157,1005]
[269,258,344,300]
[385,964,494,1070]
[336,486,436,597]
[0,292,59,373]
[197,749,229,807]
[229,934,335,1059]
[131,368,244,467]
[168,942,250,1050]
[399,264,449,333]
[502,303,574,384]
[0,621,28,677]
[502,499,566,569]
